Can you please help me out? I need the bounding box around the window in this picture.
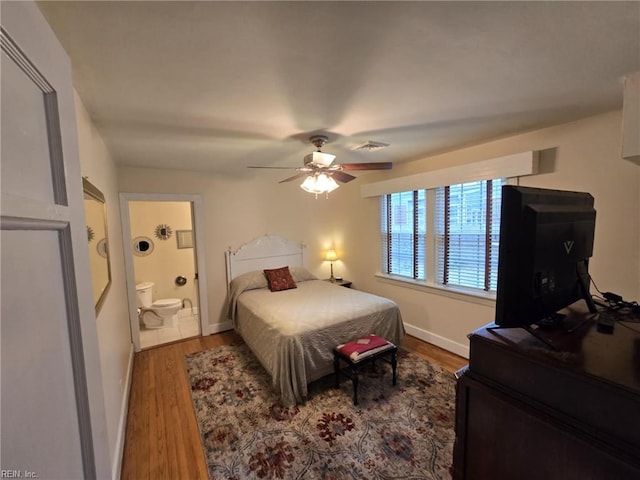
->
[381,190,426,279]
[380,178,504,293]
[435,179,504,291]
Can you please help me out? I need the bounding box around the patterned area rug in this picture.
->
[185,343,456,480]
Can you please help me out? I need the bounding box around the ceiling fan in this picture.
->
[249,135,392,187]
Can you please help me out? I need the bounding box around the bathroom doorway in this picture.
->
[120,193,210,351]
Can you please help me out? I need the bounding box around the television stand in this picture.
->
[454,311,640,479]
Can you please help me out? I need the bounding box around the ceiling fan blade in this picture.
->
[279,172,308,183]
[340,162,393,171]
[332,171,357,183]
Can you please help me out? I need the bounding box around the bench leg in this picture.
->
[335,345,397,405]
[351,367,359,406]
[391,351,397,386]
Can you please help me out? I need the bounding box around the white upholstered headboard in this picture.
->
[225,234,306,286]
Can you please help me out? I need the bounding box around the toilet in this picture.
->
[135,282,182,329]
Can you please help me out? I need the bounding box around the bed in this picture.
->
[225,234,405,406]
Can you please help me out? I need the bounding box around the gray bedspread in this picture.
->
[228,275,405,406]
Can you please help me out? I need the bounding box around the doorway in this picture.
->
[120,193,210,351]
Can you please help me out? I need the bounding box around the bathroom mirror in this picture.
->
[83,177,111,313]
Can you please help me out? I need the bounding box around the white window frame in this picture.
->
[378,180,503,304]
[364,151,538,304]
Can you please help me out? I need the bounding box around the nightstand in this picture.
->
[326,279,352,288]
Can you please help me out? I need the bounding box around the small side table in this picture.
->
[333,341,398,405]
[325,279,352,288]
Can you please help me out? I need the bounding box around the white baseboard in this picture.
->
[403,322,469,359]
[209,320,233,334]
[112,343,135,480]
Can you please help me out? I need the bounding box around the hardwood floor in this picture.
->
[120,332,467,479]
[401,334,468,373]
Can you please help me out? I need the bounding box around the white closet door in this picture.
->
[1,3,106,478]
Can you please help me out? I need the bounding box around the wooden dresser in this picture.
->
[453,306,640,480]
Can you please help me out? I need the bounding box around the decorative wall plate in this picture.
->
[154,224,172,240]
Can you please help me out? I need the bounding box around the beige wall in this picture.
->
[129,201,197,305]
[118,110,640,356]
[75,91,133,475]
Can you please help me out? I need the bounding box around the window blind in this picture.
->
[380,191,426,280]
[435,179,504,290]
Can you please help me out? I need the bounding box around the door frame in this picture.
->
[119,192,210,351]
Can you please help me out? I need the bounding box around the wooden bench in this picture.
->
[333,335,398,405]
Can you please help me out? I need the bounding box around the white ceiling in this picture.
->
[38,1,640,178]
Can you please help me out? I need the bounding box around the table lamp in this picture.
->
[326,249,338,282]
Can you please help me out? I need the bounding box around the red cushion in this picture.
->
[336,334,394,362]
[263,266,297,292]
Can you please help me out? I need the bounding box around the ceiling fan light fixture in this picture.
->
[300,173,339,198]
[255,134,391,194]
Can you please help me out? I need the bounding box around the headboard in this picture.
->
[225,234,307,286]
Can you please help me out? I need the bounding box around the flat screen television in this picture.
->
[494,185,597,330]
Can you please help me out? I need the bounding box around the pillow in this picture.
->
[229,270,268,294]
[289,266,318,283]
[227,270,269,321]
[264,266,297,292]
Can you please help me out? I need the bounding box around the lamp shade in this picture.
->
[300,173,339,195]
[300,175,318,193]
[325,249,338,262]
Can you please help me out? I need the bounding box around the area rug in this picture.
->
[185,343,456,480]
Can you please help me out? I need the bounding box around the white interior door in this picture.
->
[1,3,109,478]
